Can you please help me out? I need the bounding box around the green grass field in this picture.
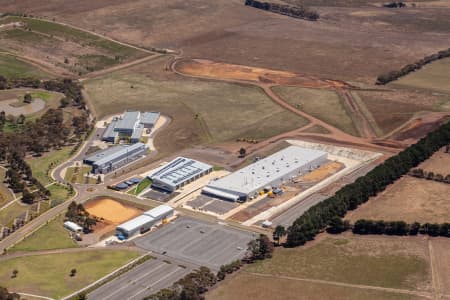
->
[272,86,358,136]
[0,168,14,207]
[9,214,78,252]
[0,53,51,79]
[394,58,450,95]
[0,201,28,227]
[247,236,430,291]
[85,73,309,144]
[0,249,140,299]
[26,147,73,185]
[127,177,151,195]
[48,184,72,203]
[64,166,96,184]
[207,273,425,300]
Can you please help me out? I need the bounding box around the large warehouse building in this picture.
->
[102,111,160,143]
[116,205,174,239]
[202,146,327,202]
[83,143,148,174]
[148,157,213,192]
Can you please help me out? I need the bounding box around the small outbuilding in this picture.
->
[64,221,83,233]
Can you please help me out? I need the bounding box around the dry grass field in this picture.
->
[272,86,358,136]
[246,236,431,291]
[0,16,148,75]
[207,273,425,300]
[2,0,450,83]
[208,235,438,300]
[346,177,450,223]
[357,90,448,136]
[394,58,450,95]
[417,147,450,174]
[84,57,309,155]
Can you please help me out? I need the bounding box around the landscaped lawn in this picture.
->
[64,166,96,184]
[0,168,14,207]
[9,214,78,252]
[26,147,73,185]
[0,249,141,299]
[0,201,28,227]
[48,183,73,206]
[127,177,151,195]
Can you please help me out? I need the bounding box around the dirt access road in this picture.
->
[171,58,404,155]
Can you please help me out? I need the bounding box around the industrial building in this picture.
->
[202,146,327,202]
[102,111,160,143]
[83,143,148,174]
[148,157,213,192]
[116,205,174,239]
[144,204,174,220]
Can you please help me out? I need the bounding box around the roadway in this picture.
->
[88,256,192,300]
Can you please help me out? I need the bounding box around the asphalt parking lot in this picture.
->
[187,195,239,215]
[88,257,190,300]
[135,217,256,270]
[142,189,178,202]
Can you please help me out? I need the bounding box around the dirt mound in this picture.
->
[85,198,142,224]
[176,59,352,89]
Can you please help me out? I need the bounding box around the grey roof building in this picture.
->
[148,157,213,192]
[140,112,161,128]
[203,146,327,202]
[115,111,141,134]
[83,143,148,174]
[101,111,160,144]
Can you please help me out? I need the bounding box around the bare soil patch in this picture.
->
[176,59,351,89]
[301,161,344,182]
[84,198,142,224]
[346,177,450,223]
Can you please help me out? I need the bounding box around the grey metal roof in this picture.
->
[131,124,144,141]
[117,215,154,232]
[84,146,126,163]
[206,146,327,195]
[95,143,146,166]
[143,205,174,219]
[140,112,160,125]
[102,119,118,140]
[149,157,212,187]
[85,143,146,166]
[115,111,140,131]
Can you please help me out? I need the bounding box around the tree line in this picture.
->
[376,48,450,85]
[409,168,450,184]
[245,0,319,21]
[327,217,450,237]
[0,76,85,107]
[286,121,450,247]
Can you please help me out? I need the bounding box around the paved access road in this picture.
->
[88,257,191,300]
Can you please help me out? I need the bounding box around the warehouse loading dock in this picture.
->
[203,146,327,201]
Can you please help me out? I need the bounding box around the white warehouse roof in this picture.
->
[116,215,154,232]
[206,146,327,195]
[144,205,174,219]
